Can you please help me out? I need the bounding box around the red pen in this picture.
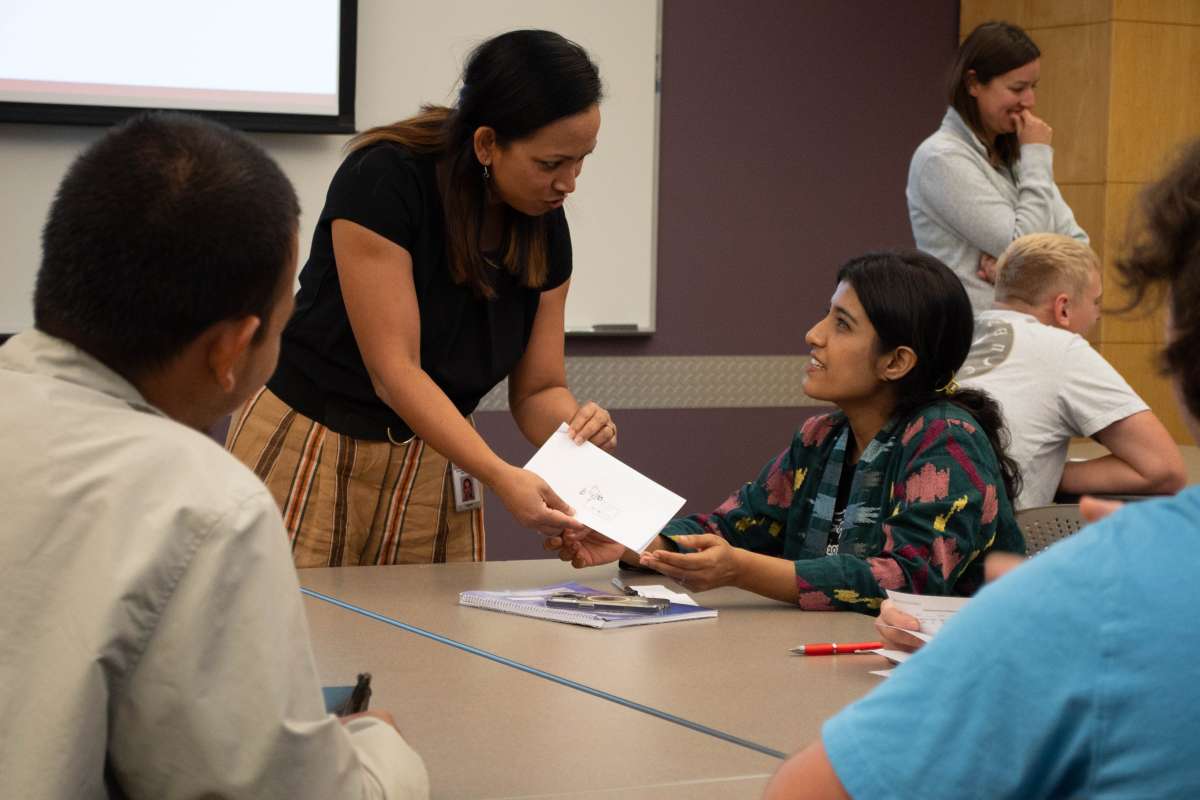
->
[791,641,883,656]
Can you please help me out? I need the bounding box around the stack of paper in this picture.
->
[870,590,969,677]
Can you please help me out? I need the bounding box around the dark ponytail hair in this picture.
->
[348,29,602,297]
[947,21,1040,169]
[837,250,1022,501]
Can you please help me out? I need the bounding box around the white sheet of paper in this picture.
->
[630,584,698,606]
[885,590,968,636]
[870,648,912,664]
[863,595,965,679]
[877,623,934,644]
[524,424,685,552]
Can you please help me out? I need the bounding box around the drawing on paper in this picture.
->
[579,485,621,521]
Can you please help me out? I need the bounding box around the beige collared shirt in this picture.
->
[0,330,428,799]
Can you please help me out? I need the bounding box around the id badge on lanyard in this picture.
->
[451,463,483,512]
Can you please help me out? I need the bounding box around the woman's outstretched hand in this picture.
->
[638,534,740,592]
[544,527,627,568]
[492,466,586,536]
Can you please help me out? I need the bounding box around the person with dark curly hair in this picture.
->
[764,138,1200,800]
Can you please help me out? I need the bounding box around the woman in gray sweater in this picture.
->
[907,21,1087,315]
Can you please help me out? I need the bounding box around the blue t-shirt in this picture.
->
[823,487,1200,799]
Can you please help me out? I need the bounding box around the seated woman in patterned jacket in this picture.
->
[547,250,1026,612]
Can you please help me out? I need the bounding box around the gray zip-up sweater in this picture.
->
[906,107,1087,314]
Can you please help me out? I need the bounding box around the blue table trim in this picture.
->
[301,587,786,760]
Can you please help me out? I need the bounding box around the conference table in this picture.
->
[301,560,887,799]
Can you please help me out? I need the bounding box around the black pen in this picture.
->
[610,576,640,596]
[348,672,372,714]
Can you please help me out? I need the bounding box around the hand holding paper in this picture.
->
[565,400,618,451]
[544,527,627,568]
[874,600,927,653]
[492,464,586,536]
[868,590,969,676]
[876,552,1026,655]
[884,589,969,634]
[524,423,684,553]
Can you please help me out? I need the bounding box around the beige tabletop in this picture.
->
[305,595,779,799]
[300,560,886,758]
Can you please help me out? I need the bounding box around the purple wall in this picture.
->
[484,0,960,560]
[567,0,960,359]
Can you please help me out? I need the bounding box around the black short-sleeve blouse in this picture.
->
[269,142,573,441]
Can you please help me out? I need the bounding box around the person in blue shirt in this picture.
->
[764,137,1200,799]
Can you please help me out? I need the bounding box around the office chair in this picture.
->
[1015,504,1084,555]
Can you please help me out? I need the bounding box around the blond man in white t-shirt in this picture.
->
[960,233,1185,509]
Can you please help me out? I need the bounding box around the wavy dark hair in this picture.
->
[837,250,1022,501]
[348,29,602,298]
[1115,137,1200,422]
[947,21,1040,169]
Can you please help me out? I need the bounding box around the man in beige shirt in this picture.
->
[0,113,428,798]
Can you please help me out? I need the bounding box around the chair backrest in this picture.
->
[1015,504,1084,555]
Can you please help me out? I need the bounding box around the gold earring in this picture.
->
[935,374,959,396]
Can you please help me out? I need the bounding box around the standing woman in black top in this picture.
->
[227,30,611,567]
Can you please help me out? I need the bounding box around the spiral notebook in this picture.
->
[459,581,717,629]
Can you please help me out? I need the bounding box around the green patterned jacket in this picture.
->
[662,403,1026,613]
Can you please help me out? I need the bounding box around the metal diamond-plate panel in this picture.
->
[477,355,820,411]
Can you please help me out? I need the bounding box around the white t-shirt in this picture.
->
[0,330,429,799]
[959,309,1149,509]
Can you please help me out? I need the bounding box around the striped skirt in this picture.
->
[226,387,485,567]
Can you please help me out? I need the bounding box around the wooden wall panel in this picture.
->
[1103,15,1200,440]
[1113,0,1200,24]
[1098,182,1157,344]
[1058,183,1106,256]
[960,0,1110,34]
[1029,23,1111,183]
[1107,21,1200,182]
[1099,341,1192,440]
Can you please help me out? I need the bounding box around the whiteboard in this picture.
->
[0,0,661,333]
[355,0,661,333]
